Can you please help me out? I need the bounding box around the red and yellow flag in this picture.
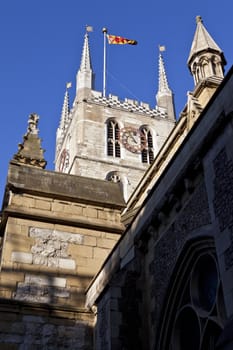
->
[107,34,137,45]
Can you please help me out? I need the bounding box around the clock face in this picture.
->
[120,127,146,153]
[59,149,69,172]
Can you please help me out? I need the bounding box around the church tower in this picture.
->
[55,30,176,199]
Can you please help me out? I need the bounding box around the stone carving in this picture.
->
[13,225,85,303]
[27,113,39,135]
[29,227,83,268]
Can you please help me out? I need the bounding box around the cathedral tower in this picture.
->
[55,30,176,199]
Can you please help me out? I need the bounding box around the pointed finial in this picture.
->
[158,49,170,93]
[66,82,72,90]
[196,15,203,24]
[156,47,176,120]
[188,14,225,67]
[27,113,39,135]
[86,25,93,33]
[79,30,93,72]
[13,113,47,168]
[159,45,166,52]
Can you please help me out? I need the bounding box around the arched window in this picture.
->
[106,171,121,183]
[106,171,124,196]
[107,120,121,158]
[157,238,226,350]
[140,127,154,164]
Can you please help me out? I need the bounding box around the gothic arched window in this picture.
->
[140,127,154,164]
[157,238,226,350]
[107,120,121,158]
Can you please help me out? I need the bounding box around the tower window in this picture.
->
[107,120,121,158]
[106,171,121,183]
[141,127,154,164]
[106,171,124,197]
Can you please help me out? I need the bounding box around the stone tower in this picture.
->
[55,30,176,200]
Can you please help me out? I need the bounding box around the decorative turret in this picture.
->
[13,113,47,169]
[181,16,227,129]
[76,30,95,101]
[156,48,176,120]
[188,16,226,89]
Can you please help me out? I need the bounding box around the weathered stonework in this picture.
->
[0,160,125,349]
[148,180,211,342]
[0,301,93,350]
[14,273,70,303]
[29,227,83,269]
[213,148,233,233]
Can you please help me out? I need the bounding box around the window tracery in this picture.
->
[140,127,154,164]
[106,171,121,183]
[107,119,121,157]
[157,239,226,350]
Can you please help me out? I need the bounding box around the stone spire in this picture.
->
[13,113,47,169]
[60,87,70,130]
[76,31,95,100]
[188,16,226,86]
[156,49,176,120]
[56,86,71,158]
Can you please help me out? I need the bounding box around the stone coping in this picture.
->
[6,162,126,209]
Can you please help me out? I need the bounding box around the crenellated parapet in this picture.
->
[85,91,168,118]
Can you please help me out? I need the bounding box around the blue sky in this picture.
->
[0,0,232,203]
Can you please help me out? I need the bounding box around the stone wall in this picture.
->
[57,99,175,200]
[148,179,212,348]
[0,163,125,349]
[0,193,121,308]
[203,120,233,320]
[0,300,93,350]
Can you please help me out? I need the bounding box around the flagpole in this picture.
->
[102,27,107,97]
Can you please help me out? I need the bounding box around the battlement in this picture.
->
[86,90,168,118]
